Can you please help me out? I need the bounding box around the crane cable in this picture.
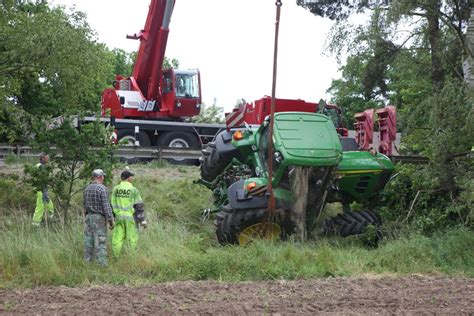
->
[267,0,282,218]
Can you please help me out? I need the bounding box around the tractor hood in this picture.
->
[273,112,342,167]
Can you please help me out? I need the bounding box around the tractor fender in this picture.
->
[227,180,291,211]
[213,130,244,162]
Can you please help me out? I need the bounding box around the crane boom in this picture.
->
[101,0,202,120]
[131,0,175,100]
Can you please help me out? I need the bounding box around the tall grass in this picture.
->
[0,164,473,288]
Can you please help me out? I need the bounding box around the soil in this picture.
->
[1,276,473,315]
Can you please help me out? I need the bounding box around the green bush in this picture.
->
[380,162,472,233]
[0,177,35,216]
[385,81,473,233]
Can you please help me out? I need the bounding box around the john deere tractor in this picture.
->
[198,112,394,245]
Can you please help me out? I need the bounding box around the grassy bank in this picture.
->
[0,164,473,288]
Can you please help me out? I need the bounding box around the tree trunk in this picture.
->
[289,167,310,241]
[426,0,445,92]
[426,0,456,192]
[463,8,474,88]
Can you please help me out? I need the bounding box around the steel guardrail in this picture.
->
[0,144,202,161]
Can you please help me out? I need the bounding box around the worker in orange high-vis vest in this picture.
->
[32,153,54,226]
[111,170,146,257]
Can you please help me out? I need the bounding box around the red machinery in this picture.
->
[354,109,375,151]
[101,0,201,120]
[354,106,397,155]
[225,96,348,136]
[376,106,397,155]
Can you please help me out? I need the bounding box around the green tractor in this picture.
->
[198,111,394,245]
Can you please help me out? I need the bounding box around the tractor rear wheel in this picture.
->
[322,210,382,239]
[215,206,286,246]
[200,130,243,182]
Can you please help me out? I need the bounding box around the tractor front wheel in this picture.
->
[323,210,383,241]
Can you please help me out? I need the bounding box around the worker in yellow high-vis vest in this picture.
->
[111,170,146,257]
[32,153,54,226]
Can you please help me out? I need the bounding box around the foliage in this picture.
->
[0,2,113,116]
[327,55,380,127]
[381,165,460,233]
[0,103,32,143]
[380,146,472,233]
[314,0,469,104]
[0,176,35,216]
[24,116,117,222]
[190,98,225,124]
[0,2,119,143]
[108,48,136,77]
[296,0,374,21]
[424,81,473,189]
[163,57,179,69]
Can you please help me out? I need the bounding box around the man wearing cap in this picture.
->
[83,169,114,266]
[111,170,145,257]
[32,153,54,226]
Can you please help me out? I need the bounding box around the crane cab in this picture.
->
[101,68,202,120]
[162,68,202,118]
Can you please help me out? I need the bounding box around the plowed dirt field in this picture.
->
[1,276,473,314]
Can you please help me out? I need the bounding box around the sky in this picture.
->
[51,0,342,112]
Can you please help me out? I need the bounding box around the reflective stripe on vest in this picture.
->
[116,214,134,221]
[111,181,140,217]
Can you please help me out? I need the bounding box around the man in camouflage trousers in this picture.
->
[83,169,114,266]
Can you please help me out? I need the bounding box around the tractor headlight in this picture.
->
[274,151,283,163]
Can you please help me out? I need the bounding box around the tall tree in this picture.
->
[298,0,471,91]
[0,2,120,142]
[0,2,113,117]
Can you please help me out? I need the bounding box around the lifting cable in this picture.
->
[267,0,283,218]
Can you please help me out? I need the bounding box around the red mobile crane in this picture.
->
[102,0,201,120]
[99,0,221,157]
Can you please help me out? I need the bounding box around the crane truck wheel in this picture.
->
[116,129,151,164]
[215,206,287,246]
[322,210,383,242]
[157,132,200,165]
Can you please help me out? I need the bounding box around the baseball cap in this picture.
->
[121,170,134,180]
[92,169,106,177]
